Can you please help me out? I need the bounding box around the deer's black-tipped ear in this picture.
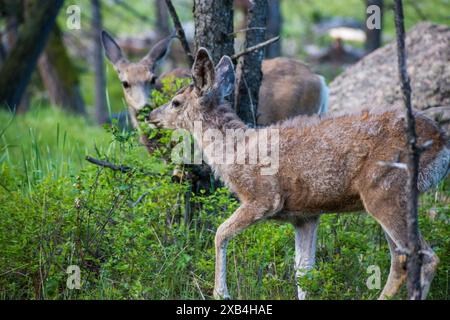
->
[101,30,125,65]
[214,56,235,100]
[192,47,215,93]
[141,33,175,71]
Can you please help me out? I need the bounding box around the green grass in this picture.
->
[0,106,112,190]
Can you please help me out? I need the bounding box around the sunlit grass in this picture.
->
[0,106,111,189]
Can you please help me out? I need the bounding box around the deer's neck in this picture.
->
[191,105,248,186]
[207,105,247,132]
[128,106,140,129]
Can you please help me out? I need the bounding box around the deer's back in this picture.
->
[257,58,323,126]
[273,110,447,213]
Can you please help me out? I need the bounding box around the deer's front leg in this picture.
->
[214,203,267,300]
[294,217,319,300]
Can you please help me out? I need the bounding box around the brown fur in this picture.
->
[155,59,325,126]
[257,58,324,125]
[103,30,326,130]
[148,49,449,300]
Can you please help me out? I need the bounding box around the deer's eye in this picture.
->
[122,81,130,89]
[172,100,181,108]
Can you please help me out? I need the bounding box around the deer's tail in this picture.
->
[317,75,329,115]
[418,146,450,193]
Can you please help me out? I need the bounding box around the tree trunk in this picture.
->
[0,0,64,110]
[91,0,108,124]
[365,0,383,53]
[155,0,170,36]
[0,42,5,66]
[38,24,86,114]
[393,0,422,300]
[193,0,234,64]
[265,0,282,58]
[189,0,235,207]
[235,0,267,125]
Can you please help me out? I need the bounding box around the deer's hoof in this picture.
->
[214,289,231,300]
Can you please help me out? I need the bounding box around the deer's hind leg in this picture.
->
[418,236,439,299]
[379,233,407,299]
[362,190,407,299]
[293,217,319,300]
[361,186,438,300]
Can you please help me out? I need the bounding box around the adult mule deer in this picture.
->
[101,31,328,129]
[147,48,450,300]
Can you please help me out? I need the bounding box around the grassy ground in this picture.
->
[0,107,112,190]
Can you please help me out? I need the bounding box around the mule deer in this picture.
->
[101,31,189,130]
[147,48,450,300]
[101,31,328,129]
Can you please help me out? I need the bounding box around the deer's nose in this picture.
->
[145,108,160,126]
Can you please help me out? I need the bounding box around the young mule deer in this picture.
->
[147,48,450,300]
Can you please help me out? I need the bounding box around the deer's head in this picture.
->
[101,31,174,112]
[147,48,235,131]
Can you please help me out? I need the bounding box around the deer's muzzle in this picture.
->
[146,105,165,128]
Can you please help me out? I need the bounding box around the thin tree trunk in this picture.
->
[393,0,422,300]
[193,0,234,64]
[365,0,383,53]
[188,0,235,211]
[235,0,267,125]
[2,14,30,113]
[265,0,282,58]
[0,41,5,66]
[165,0,194,64]
[0,0,64,110]
[156,0,170,36]
[91,0,108,124]
[38,24,86,114]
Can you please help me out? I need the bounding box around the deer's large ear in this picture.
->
[192,48,215,94]
[101,31,126,65]
[214,56,235,100]
[141,32,175,71]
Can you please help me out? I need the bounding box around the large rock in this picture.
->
[329,22,450,132]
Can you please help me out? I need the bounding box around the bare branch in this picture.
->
[394,0,423,300]
[85,156,132,173]
[231,36,280,61]
[164,0,194,64]
[132,192,150,207]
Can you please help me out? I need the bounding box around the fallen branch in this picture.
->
[231,36,280,60]
[132,191,150,207]
[85,156,132,173]
[164,0,194,64]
